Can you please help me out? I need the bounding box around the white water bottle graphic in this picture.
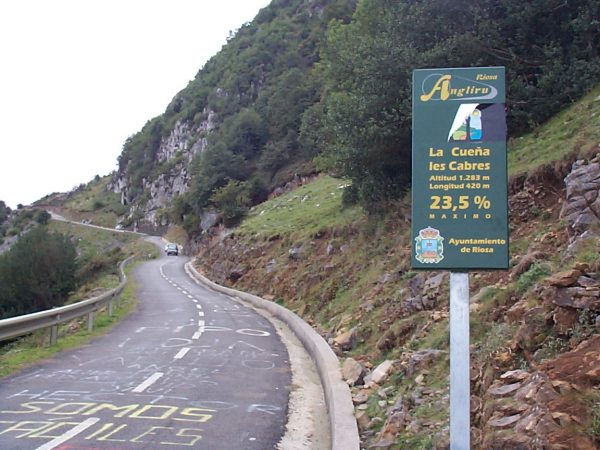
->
[469,109,482,140]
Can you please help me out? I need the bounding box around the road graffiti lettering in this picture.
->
[0,401,214,447]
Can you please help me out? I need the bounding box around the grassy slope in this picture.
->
[48,220,155,300]
[239,176,362,240]
[198,85,600,448]
[0,221,158,377]
[509,84,600,176]
[39,175,127,228]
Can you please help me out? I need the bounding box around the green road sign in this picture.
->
[412,67,508,269]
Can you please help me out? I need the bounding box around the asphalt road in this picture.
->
[0,237,291,449]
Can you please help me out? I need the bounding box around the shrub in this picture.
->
[34,210,51,225]
[516,262,551,293]
[0,227,77,319]
[210,179,250,227]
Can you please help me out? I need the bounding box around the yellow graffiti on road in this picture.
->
[0,401,214,446]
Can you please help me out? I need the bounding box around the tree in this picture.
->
[0,227,77,319]
[210,179,251,227]
[223,108,267,159]
[34,209,51,225]
[315,0,600,209]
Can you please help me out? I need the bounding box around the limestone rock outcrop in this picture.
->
[560,155,600,238]
[108,112,216,227]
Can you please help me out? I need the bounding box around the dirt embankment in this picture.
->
[196,154,600,448]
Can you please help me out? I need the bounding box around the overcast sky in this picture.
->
[0,0,272,209]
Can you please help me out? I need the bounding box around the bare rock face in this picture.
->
[560,156,600,238]
[481,336,600,449]
[540,335,600,387]
[109,111,218,227]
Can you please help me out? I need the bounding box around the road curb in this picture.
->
[185,261,360,450]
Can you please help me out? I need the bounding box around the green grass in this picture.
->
[238,175,362,240]
[49,220,158,302]
[48,220,156,261]
[62,175,127,227]
[509,85,600,176]
[0,264,140,378]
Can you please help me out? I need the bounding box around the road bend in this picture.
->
[0,237,291,449]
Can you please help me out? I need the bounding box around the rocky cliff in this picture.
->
[109,110,216,226]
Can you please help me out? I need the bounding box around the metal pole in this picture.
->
[87,311,94,333]
[450,272,470,450]
[50,324,58,345]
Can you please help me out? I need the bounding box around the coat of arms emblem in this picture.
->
[415,227,444,263]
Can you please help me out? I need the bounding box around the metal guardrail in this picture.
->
[0,256,134,344]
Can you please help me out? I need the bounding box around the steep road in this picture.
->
[0,237,291,449]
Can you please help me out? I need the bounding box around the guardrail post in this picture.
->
[108,300,113,317]
[50,324,58,345]
[87,311,94,332]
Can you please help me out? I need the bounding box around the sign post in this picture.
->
[411,67,508,449]
[449,272,470,449]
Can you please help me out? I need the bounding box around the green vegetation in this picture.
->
[61,175,127,227]
[238,175,362,240]
[0,219,157,376]
[109,0,600,230]
[0,227,77,319]
[589,398,600,442]
[0,264,140,378]
[0,207,45,239]
[314,0,600,208]
[116,0,356,230]
[0,201,10,226]
[516,262,551,293]
[509,85,600,176]
[48,220,158,301]
[0,218,157,320]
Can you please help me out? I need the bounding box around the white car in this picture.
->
[165,243,178,256]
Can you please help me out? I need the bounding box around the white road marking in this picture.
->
[192,299,198,303]
[198,320,205,327]
[35,417,100,450]
[117,338,131,348]
[187,295,194,299]
[198,311,204,317]
[192,331,202,340]
[228,341,266,352]
[132,372,164,393]
[174,347,191,359]
[196,305,202,309]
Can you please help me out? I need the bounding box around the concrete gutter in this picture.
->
[185,261,360,450]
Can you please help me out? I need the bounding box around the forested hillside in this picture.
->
[109,0,600,233]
